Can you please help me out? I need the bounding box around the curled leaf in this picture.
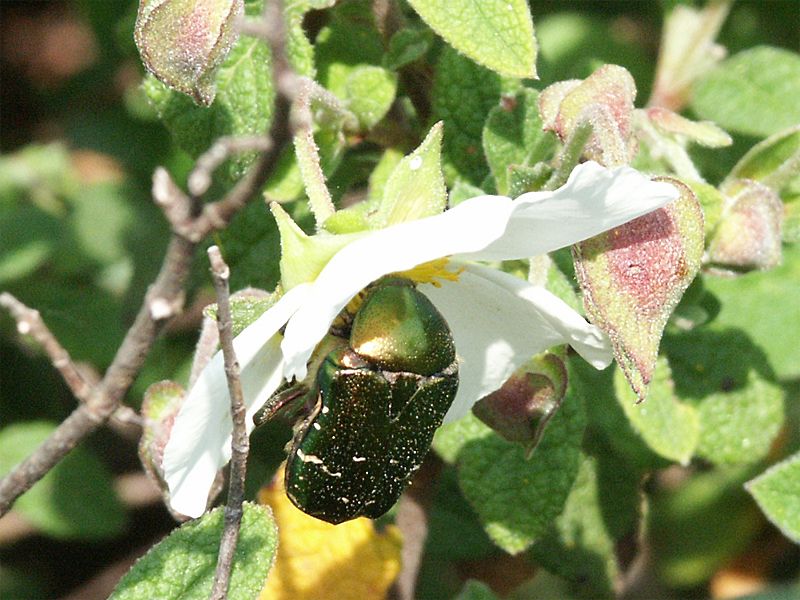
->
[473,352,567,454]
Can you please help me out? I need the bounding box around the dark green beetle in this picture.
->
[255,278,458,524]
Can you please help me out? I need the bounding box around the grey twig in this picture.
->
[188,136,273,197]
[207,247,249,600]
[0,293,91,402]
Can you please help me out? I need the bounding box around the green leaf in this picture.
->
[691,46,800,138]
[370,122,446,228]
[384,26,434,70]
[432,46,505,185]
[284,0,336,77]
[704,244,800,380]
[143,33,273,181]
[614,359,700,465]
[342,65,398,129]
[454,580,500,600]
[219,198,314,291]
[746,452,800,543]
[482,89,557,195]
[664,327,785,466]
[314,1,395,128]
[0,422,126,540]
[530,451,641,598]
[572,359,665,470]
[424,468,496,561]
[407,0,536,78]
[722,125,800,198]
[437,369,586,553]
[0,203,60,284]
[111,503,277,600]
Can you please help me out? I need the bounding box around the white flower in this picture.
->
[164,161,679,517]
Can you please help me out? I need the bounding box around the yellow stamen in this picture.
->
[395,257,464,288]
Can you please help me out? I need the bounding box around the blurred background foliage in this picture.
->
[0,1,798,598]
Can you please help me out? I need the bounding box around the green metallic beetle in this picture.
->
[254,277,458,524]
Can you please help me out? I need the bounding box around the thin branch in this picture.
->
[0,0,296,518]
[0,293,91,402]
[189,135,273,197]
[208,246,249,600]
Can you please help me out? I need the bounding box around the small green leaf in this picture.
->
[370,122,446,228]
[726,125,800,215]
[482,89,557,195]
[384,26,434,70]
[448,180,486,207]
[664,327,785,466]
[454,580,500,600]
[432,46,505,185]
[284,0,336,77]
[407,0,536,78]
[343,65,398,129]
[111,503,277,600]
[437,370,586,553]
[144,33,273,182]
[614,358,700,465]
[747,452,800,543]
[692,46,800,138]
[0,422,126,540]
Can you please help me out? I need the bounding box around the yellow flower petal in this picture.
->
[259,465,403,600]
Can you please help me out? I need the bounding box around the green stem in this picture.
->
[546,120,593,190]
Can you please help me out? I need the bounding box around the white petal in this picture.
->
[163,284,311,518]
[421,264,612,422]
[280,195,515,381]
[462,161,680,261]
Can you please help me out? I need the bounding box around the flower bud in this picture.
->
[473,353,567,453]
[539,65,636,166]
[706,180,783,275]
[134,0,244,106]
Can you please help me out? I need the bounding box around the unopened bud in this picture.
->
[539,65,636,166]
[473,353,567,454]
[134,0,244,106]
[706,180,783,275]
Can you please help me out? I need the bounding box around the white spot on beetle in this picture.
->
[312,422,321,430]
[340,497,350,504]
[296,449,323,464]
[321,406,330,414]
[321,464,342,477]
[353,456,366,462]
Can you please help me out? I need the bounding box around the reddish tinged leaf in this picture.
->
[573,178,704,400]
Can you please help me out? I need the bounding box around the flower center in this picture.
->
[395,257,464,288]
